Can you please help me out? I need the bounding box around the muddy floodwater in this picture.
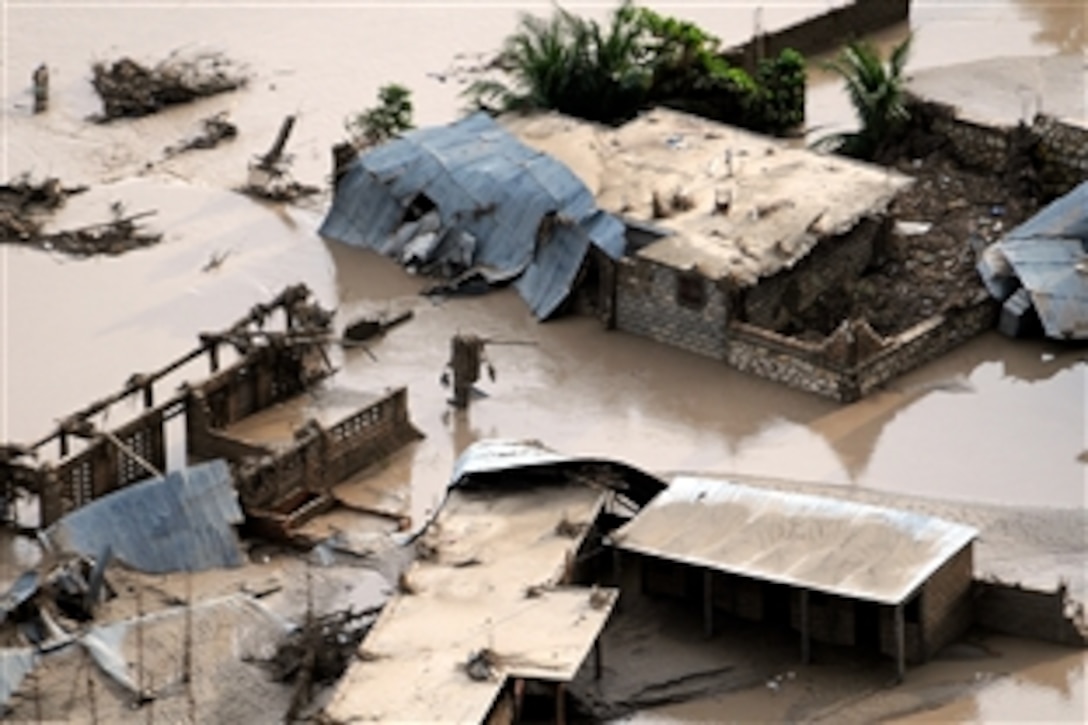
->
[1,0,1086,720]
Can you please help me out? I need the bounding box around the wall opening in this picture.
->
[677,271,707,310]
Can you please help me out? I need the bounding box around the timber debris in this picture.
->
[90,51,247,121]
[0,177,161,256]
[242,115,320,202]
[164,112,238,157]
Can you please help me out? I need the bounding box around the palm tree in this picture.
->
[820,35,912,159]
[465,2,650,123]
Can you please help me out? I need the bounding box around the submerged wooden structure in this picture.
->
[0,283,421,535]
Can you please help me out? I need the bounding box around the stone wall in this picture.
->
[725,322,846,399]
[727,0,910,71]
[723,295,997,403]
[910,96,1088,198]
[854,296,998,398]
[615,257,729,359]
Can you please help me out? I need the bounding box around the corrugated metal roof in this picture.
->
[319,112,626,319]
[0,648,36,708]
[44,459,245,574]
[987,182,1088,339]
[612,477,978,605]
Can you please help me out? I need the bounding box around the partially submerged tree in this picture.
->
[345,83,415,147]
[818,35,913,160]
[466,1,805,134]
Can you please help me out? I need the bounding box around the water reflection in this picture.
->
[1014,0,1088,53]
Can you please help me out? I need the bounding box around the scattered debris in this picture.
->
[265,606,382,686]
[464,648,499,682]
[90,51,247,121]
[242,114,320,202]
[201,248,231,272]
[164,112,238,157]
[0,179,162,256]
[343,309,414,343]
[555,512,588,539]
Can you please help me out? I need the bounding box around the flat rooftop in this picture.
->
[506,108,911,285]
[612,477,978,606]
[323,482,616,723]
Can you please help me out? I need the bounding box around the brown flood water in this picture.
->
[1,1,1085,718]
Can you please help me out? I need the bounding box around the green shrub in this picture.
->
[346,83,414,146]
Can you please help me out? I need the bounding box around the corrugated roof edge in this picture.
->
[615,476,979,606]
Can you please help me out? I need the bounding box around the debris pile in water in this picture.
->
[0,177,161,256]
[164,112,238,157]
[91,51,247,121]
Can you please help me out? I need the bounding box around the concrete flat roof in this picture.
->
[506,108,911,285]
[612,477,978,606]
[907,54,1086,128]
[323,483,616,724]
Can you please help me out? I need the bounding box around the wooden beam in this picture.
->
[895,602,906,683]
[801,589,811,665]
[703,569,714,638]
[555,682,566,725]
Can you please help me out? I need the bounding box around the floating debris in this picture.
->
[91,51,247,121]
[164,112,238,157]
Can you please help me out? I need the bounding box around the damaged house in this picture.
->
[319,112,626,319]
[978,180,1088,339]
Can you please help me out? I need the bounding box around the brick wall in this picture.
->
[920,544,975,659]
[1033,115,1088,198]
[725,325,846,399]
[615,257,729,359]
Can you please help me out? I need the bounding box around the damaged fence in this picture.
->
[1,283,422,533]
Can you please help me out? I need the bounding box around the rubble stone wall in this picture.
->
[854,297,998,397]
[724,323,845,399]
[1034,115,1088,197]
[615,257,729,359]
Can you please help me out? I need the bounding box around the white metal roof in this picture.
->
[612,477,978,605]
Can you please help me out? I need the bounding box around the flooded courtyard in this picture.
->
[1,0,1085,721]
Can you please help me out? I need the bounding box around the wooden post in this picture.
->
[593,640,603,681]
[208,343,220,373]
[555,682,566,725]
[260,115,296,170]
[894,603,906,683]
[143,383,154,409]
[800,589,811,665]
[32,64,48,114]
[703,569,714,638]
[58,431,69,458]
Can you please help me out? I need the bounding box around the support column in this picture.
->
[703,569,714,638]
[143,383,154,409]
[555,682,566,725]
[894,603,906,683]
[593,640,603,681]
[208,343,220,373]
[800,589,811,665]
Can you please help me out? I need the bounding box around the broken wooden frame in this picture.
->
[0,283,421,534]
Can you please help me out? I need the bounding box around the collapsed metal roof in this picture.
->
[44,459,245,574]
[319,112,625,319]
[612,477,978,606]
[979,181,1088,339]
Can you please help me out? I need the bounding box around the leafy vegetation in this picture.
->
[345,84,415,146]
[466,1,804,135]
[817,35,912,159]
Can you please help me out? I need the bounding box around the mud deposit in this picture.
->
[2,1,1086,721]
